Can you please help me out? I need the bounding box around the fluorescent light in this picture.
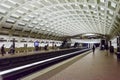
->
[83,33,96,36]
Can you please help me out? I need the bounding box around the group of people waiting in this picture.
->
[34,44,57,51]
[0,44,15,56]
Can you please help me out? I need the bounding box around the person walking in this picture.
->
[1,44,5,56]
[92,45,95,54]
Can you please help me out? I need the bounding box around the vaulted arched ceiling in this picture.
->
[0,0,119,40]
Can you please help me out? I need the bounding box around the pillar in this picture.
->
[117,36,120,52]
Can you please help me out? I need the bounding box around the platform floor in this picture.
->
[47,49,120,80]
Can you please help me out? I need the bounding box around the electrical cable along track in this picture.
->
[0,48,90,80]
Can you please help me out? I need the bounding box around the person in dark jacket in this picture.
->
[92,45,95,54]
[9,45,15,54]
[1,44,5,56]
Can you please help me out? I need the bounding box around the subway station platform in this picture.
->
[48,49,120,80]
[23,49,120,80]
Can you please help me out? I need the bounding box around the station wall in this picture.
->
[0,35,62,48]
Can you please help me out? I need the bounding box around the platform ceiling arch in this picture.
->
[0,0,120,40]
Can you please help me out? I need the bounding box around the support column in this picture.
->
[109,40,114,53]
[116,36,120,58]
[117,36,120,52]
[13,38,15,54]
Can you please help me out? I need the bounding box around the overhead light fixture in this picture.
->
[83,33,96,36]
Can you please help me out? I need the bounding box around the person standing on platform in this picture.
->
[92,45,95,54]
[9,45,15,54]
[105,44,109,52]
[1,44,5,56]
